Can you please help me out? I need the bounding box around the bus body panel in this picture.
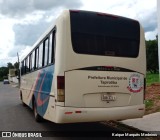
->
[64,12,146,75]
[54,104,144,123]
[20,65,54,116]
[65,70,144,108]
[43,96,56,122]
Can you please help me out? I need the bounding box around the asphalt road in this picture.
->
[0,82,121,139]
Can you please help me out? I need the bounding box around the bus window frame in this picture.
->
[44,37,49,66]
[20,26,56,76]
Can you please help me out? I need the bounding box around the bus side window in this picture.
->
[31,51,35,71]
[35,47,39,69]
[39,43,43,68]
[25,58,28,73]
[48,33,53,64]
[49,29,56,64]
[21,61,24,75]
[25,57,30,73]
[29,54,32,72]
[28,56,30,73]
[44,38,49,66]
[53,30,56,63]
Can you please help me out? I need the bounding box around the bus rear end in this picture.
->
[55,10,146,123]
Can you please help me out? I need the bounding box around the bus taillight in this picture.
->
[57,76,65,102]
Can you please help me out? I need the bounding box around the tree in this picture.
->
[14,62,19,69]
[0,67,8,80]
[7,62,14,69]
[146,39,158,73]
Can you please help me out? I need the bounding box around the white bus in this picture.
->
[20,10,146,123]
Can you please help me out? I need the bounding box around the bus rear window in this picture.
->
[70,11,140,58]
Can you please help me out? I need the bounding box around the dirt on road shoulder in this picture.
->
[145,83,160,115]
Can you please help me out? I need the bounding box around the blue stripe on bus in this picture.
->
[29,65,54,117]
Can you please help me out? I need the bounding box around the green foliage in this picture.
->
[0,67,8,81]
[0,62,20,81]
[146,73,160,86]
[7,62,14,69]
[0,77,3,81]
[14,62,19,69]
[145,99,154,109]
[146,39,158,73]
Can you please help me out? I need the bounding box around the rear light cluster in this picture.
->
[57,76,65,102]
[65,111,82,115]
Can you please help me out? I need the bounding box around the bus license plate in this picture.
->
[101,94,116,101]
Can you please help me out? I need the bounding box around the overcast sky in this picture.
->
[0,0,157,66]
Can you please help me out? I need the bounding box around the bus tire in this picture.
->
[33,100,43,122]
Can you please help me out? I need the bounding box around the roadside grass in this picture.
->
[145,99,154,109]
[145,73,159,112]
[146,73,159,86]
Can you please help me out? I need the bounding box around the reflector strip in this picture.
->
[75,111,82,113]
[138,108,144,110]
[65,112,73,114]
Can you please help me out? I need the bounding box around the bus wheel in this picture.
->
[33,100,42,122]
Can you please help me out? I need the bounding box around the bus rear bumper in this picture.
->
[55,104,145,123]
